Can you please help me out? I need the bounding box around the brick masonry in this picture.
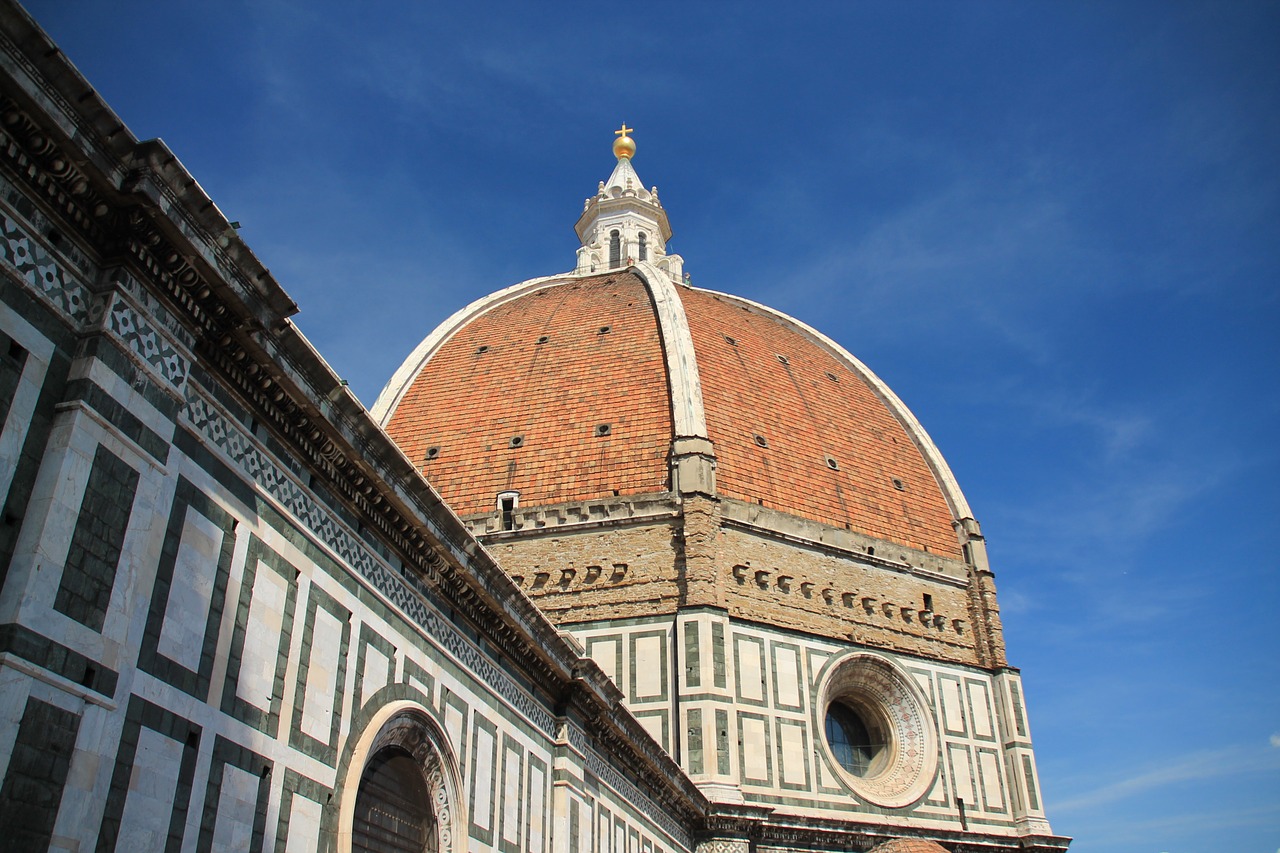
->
[385,273,672,515]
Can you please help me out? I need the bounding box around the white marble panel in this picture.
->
[948,744,977,807]
[237,560,288,708]
[361,645,390,708]
[444,702,465,763]
[634,635,663,698]
[741,716,768,782]
[969,681,994,739]
[597,809,611,853]
[300,604,342,741]
[157,506,222,671]
[527,762,545,853]
[979,749,1005,811]
[940,677,965,734]
[211,763,260,851]
[283,794,324,853]
[591,639,619,683]
[737,639,763,702]
[774,645,800,708]
[115,728,185,852]
[472,725,494,830]
[408,671,432,704]
[637,713,664,746]
[502,744,521,845]
[778,719,806,786]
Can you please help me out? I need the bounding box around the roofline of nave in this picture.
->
[0,6,712,823]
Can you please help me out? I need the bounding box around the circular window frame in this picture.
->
[815,652,938,808]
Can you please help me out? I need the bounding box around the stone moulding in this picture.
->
[813,651,940,810]
[0,7,711,830]
[467,490,679,537]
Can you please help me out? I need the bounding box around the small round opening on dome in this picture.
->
[724,335,737,346]
[536,335,550,345]
[892,478,905,491]
[594,423,611,437]
[476,345,489,354]
[777,354,790,365]
[826,455,840,471]
[826,371,839,382]
[509,435,524,449]
[753,434,769,448]
[598,325,611,335]
[424,446,440,461]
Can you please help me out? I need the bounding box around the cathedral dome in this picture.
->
[373,265,968,560]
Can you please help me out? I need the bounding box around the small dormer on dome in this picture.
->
[575,125,684,283]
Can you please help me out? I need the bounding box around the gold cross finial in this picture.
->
[612,123,636,159]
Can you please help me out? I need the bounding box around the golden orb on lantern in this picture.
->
[613,123,636,159]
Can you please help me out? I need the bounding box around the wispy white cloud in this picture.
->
[1053,742,1280,814]
[1061,802,1280,849]
[1018,390,1155,462]
[744,168,1093,366]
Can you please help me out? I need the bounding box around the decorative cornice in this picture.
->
[0,8,710,825]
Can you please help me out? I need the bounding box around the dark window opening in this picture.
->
[424,446,439,461]
[923,593,934,612]
[638,232,648,261]
[825,702,885,778]
[826,456,839,471]
[500,495,516,531]
[509,435,524,449]
[595,423,611,437]
[352,747,437,853]
[609,230,621,269]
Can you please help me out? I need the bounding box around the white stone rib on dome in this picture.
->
[631,262,707,439]
[371,266,709,442]
[372,271,972,528]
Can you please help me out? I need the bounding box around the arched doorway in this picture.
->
[352,746,438,853]
[338,703,461,853]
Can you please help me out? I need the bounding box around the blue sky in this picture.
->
[25,1,1279,850]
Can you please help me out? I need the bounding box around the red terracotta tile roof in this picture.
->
[682,288,961,559]
[384,274,960,559]
[383,272,671,515]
